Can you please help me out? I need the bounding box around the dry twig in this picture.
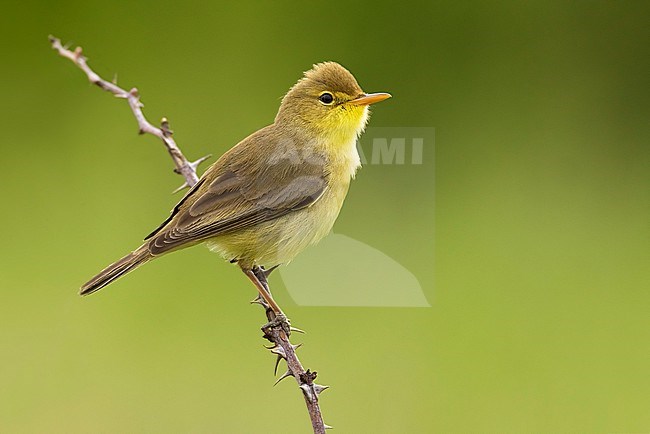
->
[49,35,208,189]
[49,35,330,433]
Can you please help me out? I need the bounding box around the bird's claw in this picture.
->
[262,313,292,336]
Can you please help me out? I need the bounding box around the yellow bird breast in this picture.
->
[206,136,361,268]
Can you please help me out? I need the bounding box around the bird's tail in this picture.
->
[80,245,152,296]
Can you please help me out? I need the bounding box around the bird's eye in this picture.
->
[318,92,334,105]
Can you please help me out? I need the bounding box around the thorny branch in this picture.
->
[252,267,330,434]
[49,35,209,189]
[49,36,330,433]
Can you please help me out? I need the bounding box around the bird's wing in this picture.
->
[145,151,328,255]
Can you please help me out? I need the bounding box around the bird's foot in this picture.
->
[262,313,292,336]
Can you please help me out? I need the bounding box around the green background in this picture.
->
[1,1,648,432]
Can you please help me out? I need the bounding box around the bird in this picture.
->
[80,62,391,318]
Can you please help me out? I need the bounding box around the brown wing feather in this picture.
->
[144,176,207,240]
[145,129,329,255]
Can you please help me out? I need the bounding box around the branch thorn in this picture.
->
[172,182,189,194]
[263,264,280,277]
[299,384,312,399]
[274,369,293,386]
[250,295,265,306]
[274,354,283,375]
[189,154,212,171]
[314,384,329,395]
[270,345,286,359]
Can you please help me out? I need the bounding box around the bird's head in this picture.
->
[275,62,391,141]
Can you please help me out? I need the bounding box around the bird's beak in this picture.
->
[348,92,392,106]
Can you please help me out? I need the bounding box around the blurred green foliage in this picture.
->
[0,1,648,432]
